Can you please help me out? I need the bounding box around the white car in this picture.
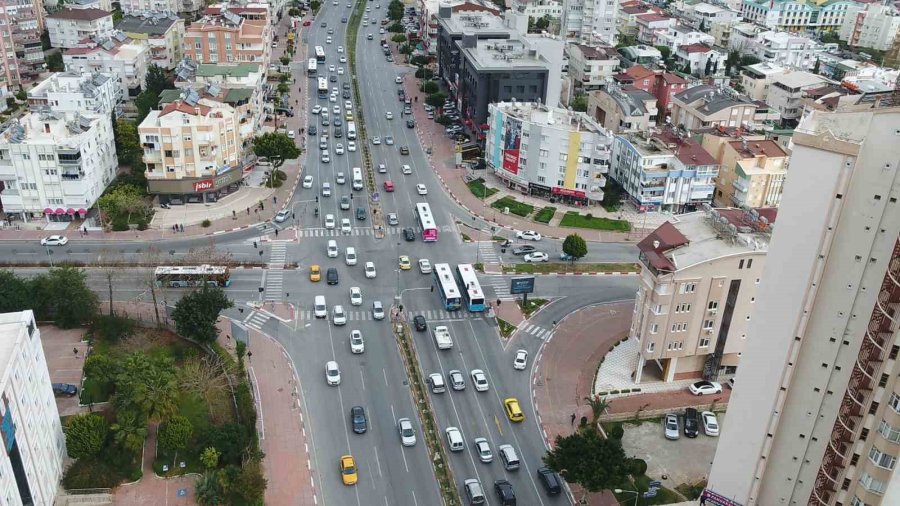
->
[324,214,336,229]
[340,218,352,234]
[385,135,394,145]
[337,67,344,75]
[325,360,341,385]
[516,230,542,241]
[335,143,345,155]
[327,240,339,258]
[332,305,347,326]
[688,381,723,396]
[303,175,314,188]
[378,163,387,173]
[336,172,346,184]
[418,258,432,274]
[513,349,528,370]
[338,46,344,53]
[344,100,353,109]
[473,438,493,463]
[321,151,331,163]
[339,55,347,63]
[329,94,337,103]
[312,105,322,115]
[274,209,290,223]
[395,75,402,83]
[380,27,385,34]
[287,130,296,139]
[347,141,356,152]
[41,235,68,246]
[470,369,489,392]
[372,137,381,145]
[397,418,417,447]
[349,286,362,306]
[350,330,365,353]
[701,411,720,436]
[329,65,336,72]
[401,164,412,175]
[385,111,393,120]
[364,262,376,279]
[333,105,340,115]
[416,184,428,195]
[523,252,549,263]
[445,427,463,451]
[372,301,385,320]
[322,182,332,197]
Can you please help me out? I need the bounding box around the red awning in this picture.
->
[54,208,65,215]
[66,208,76,215]
[77,208,87,215]
[479,124,490,131]
[43,208,53,215]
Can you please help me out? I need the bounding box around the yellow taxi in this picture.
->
[310,264,321,282]
[345,112,354,122]
[504,397,524,422]
[340,455,358,485]
[398,255,411,270]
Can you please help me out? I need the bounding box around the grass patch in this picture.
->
[559,211,631,231]
[490,196,534,217]
[80,376,112,404]
[473,263,483,272]
[491,235,506,242]
[517,298,547,317]
[467,178,498,199]
[497,318,516,338]
[503,262,640,274]
[461,232,472,242]
[533,206,556,224]
[614,474,682,505]
[676,481,706,500]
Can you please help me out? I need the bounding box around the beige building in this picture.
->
[116,14,185,70]
[631,207,773,382]
[139,92,243,203]
[63,32,150,100]
[183,6,270,65]
[670,84,762,131]
[700,129,788,208]
[740,61,788,101]
[705,103,900,505]
[0,0,46,90]
[46,8,114,49]
[587,85,657,134]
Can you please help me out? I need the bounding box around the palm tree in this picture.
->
[111,410,148,453]
[583,395,610,428]
[195,470,226,506]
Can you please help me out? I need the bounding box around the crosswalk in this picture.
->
[519,323,553,340]
[484,277,513,300]
[295,224,455,238]
[245,311,271,330]
[264,242,287,302]
[477,241,500,263]
[296,308,487,322]
[256,223,276,235]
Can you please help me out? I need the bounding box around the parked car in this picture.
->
[683,407,699,438]
[537,467,562,496]
[701,411,719,436]
[52,383,78,396]
[516,230,542,241]
[688,380,723,396]
[511,245,536,256]
[664,413,680,440]
[523,252,549,263]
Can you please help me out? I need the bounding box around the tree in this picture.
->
[388,0,403,21]
[309,0,321,12]
[134,90,160,123]
[115,352,179,421]
[111,410,148,453]
[0,270,32,314]
[159,415,193,453]
[812,57,820,74]
[179,357,228,406]
[583,395,609,427]
[195,470,227,506]
[32,267,99,328]
[425,92,447,109]
[231,459,267,503]
[145,64,172,96]
[252,132,301,180]
[84,353,118,388]
[200,447,221,469]
[399,44,413,56]
[704,58,712,77]
[114,119,142,164]
[543,428,629,493]
[422,81,438,94]
[655,45,671,62]
[534,15,550,31]
[97,184,150,226]
[45,52,64,71]
[391,33,407,43]
[415,68,433,79]
[571,94,588,112]
[562,234,588,261]
[98,249,123,315]
[172,285,234,344]
[388,22,404,33]
[65,414,108,459]
[198,423,251,466]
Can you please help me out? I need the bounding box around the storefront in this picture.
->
[528,182,552,200]
[148,166,245,205]
[551,187,588,207]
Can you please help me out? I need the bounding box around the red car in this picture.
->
[303,20,312,26]
[383,180,394,192]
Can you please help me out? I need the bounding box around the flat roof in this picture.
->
[116,14,181,35]
[440,10,510,36]
[195,63,261,77]
[493,101,610,135]
[772,71,829,89]
[47,7,111,21]
[462,39,549,71]
[0,312,32,379]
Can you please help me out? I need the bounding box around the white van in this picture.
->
[314,296,327,318]
[497,444,520,470]
[347,121,357,140]
[345,247,357,265]
[446,427,464,452]
[352,167,363,191]
[327,240,338,258]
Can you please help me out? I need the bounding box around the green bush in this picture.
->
[534,206,556,224]
[415,68,434,79]
[490,196,534,217]
[435,115,453,126]
[423,81,439,94]
[274,169,288,181]
[93,314,135,343]
[628,458,648,476]
[201,219,211,228]
[111,216,130,231]
[608,424,624,440]
[136,220,149,231]
[559,211,631,231]
[466,178,498,199]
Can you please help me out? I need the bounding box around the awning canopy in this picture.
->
[43,208,53,215]
[66,208,76,215]
[77,208,87,215]
[54,208,66,215]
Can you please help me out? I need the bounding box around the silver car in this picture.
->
[664,413,680,440]
[448,370,465,391]
[398,417,416,446]
[473,437,492,463]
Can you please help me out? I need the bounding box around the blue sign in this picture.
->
[510,276,535,295]
[177,489,187,497]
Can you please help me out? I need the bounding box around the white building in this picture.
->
[729,27,826,72]
[0,311,66,506]
[685,2,739,31]
[116,14,185,70]
[561,0,619,46]
[838,3,900,52]
[740,61,788,101]
[63,0,113,10]
[46,8,115,50]
[765,70,832,121]
[486,101,613,206]
[520,0,562,24]
[27,72,120,116]
[63,32,150,101]
[654,25,715,53]
[118,0,179,15]
[740,0,860,32]
[0,111,117,222]
[568,43,620,90]
[705,102,900,506]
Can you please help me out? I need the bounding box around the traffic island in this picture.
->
[502,262,641,275]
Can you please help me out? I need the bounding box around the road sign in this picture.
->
[510,276,535,295]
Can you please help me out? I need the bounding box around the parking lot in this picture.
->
[40,326,89,416]
[621,411,725,488]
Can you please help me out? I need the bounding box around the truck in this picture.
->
[432,325,453,350]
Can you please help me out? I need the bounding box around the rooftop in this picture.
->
[771,71,829,90]
[613,64,656,82]
[674,84,756,115]
[0,111,103,146]
[603,86,657,116]
[573,44,619,60]
[116,14,182,35]
[636,13,672,23]
[493,101,612,137]
[462,38,549,71]
[638,207,774,272]
[727,139,786,159]
[194,63,261,77]
[440,10,510,36]
[47,7,111,21]
[654,127,718,165]
[742,62,786,78]
[678,43,714,54]
[0,311,33,380]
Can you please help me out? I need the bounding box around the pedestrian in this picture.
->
[275,229,279,237]
[570,413,576,426]
[73,347,79,356]
[273,195,277,204]
[430,285,434,293]
[180,224,184,232]
[247,207,251,215]
[83,225,88,235]
[415,96,418,102]
[232,209,236,219]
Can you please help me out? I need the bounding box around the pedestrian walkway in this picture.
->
[483,276,513,300]
[593,337,707,397]
[298,308,487,321]
[264,242,287,302]
[518,322,553,341]
[244,310,272,330]
[293,223,455,238]
[476,241,501,264]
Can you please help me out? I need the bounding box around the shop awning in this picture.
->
[43,208,53,215]
[54,208,66,215]
[77,208,87,215]
[66,208,76,215]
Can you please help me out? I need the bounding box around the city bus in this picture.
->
[414,202,438,242]
[314,45,326,63]
[307,58,317,77]
[347,121,356,140]
[455,264,486,312]
[154,265,232,288]
[433,263,462,311]
[317,77,329,98]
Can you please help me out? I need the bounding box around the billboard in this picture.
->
[510,276,535,295]
[501,115,522,175]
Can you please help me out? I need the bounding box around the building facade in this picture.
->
[704,103,900,506]
[766,70,832,122]
[27,72,119,116]
[740,61,788,101]
[699,129,788,208]
[838,4,900,52]
[63,32,150,100]
[0,0,46,89]
[116,14,185,70]
[630,207,773,382]
[740,0,859,33]
[567,43,620,90]
[588,85,657,133]
[0,110,116,222]
[183,6,270,65]
[670,84,761,131]
[487,101,613,206]
[729,27,826,71]
[0,310,67,506]
[118,0,178,14]
[561,0,618,46]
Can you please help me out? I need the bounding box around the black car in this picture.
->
[326,267,339,285]
[321,22,327,27]
[334,117,343,126]
[494,480,516,506]
[351,406,368,434]
[683,407,699,438]
[343,90,351,99]
[356,207,366,220]
[330,75,337,82]
[52,383,78,397]
[536,467,561,496]
[413,315,427,331]
[341,16,347,22]
[511,245,536,255]
[399,146,409,155]
[406,119,415,128]
[308,125,317,135]
[343,82,351,90]
[403,227,415,241]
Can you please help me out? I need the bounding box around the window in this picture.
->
[869,446,896,469]
[850,495,869,506]
[647,342,655,352]
[708,301,719,311]
[539,149,549,158]
[859,472,888,494]
[680,282,696,294]
[890,393,900,414]
[649,323,658,334]
[703,319,714,330]
[675,303,692,313]
[878,420,900,443]
[699,338,710,347]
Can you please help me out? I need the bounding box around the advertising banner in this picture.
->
[552,187,586,199]
[501,115,522,175]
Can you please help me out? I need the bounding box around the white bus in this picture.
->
[317,77,328,98]
[314,45,326,63]
[307,58,317,77]
[433,263,462,311]
[154,265,231,288]
[352,167,363,190]
[347,121,356,140]
[414,202,438,242]
[455,264,486,312]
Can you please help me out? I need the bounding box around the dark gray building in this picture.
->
[436,7,515,92]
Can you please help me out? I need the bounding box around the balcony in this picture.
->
[732,177,749,193]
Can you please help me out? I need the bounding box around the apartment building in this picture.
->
[740,0,860,33]
[0,0,46,89]
[611,127,718,213]
[63,32,150,100]
[183,6,270,65]
[612,64,688,116]
[708,18,740,47]
[635,13,676,45]
[417,0,499,54]
[730,27,826,72]
[740,61,788,101]
[766,70,833,122]
[682,2,739,31]
[616,44,662,68]
[699,128,788,208]
[0,110,116,222]
[160,79,262,145]
[64,0,113,10]
[486,101,613,206]
[27,72,119,116]
[139,91,243,204]
[567,43,620,90]
[118,0,178,14]
[839,4,900,52]
[0,311,67,506]
[520,0,563,25]
[616,1,658,39]
[630,207,772,382]
[670,84,761,130]
[560,0,618,46]
[116,14,185,70]
[673,43,724,78]
[704,102,900,506]
[588,85,657,133]
[46,8,114,49]
[653,25,714,53]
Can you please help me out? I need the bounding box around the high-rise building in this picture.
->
[705,103,900,505]
[0,0,46,90]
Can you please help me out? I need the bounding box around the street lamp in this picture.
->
[45,245,54,267]
[614,489,639,506]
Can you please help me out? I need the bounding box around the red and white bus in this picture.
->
[414,202,438,242]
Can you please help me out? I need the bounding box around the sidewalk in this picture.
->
[113,422,197,506]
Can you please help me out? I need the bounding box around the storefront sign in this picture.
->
[552,187,586,199]
[194,179,214,192]
[501,115,522,175]
[149,165,243,194]
[529,183,551,193]
[700,490,743,506]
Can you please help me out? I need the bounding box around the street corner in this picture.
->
[258,301,297,323]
